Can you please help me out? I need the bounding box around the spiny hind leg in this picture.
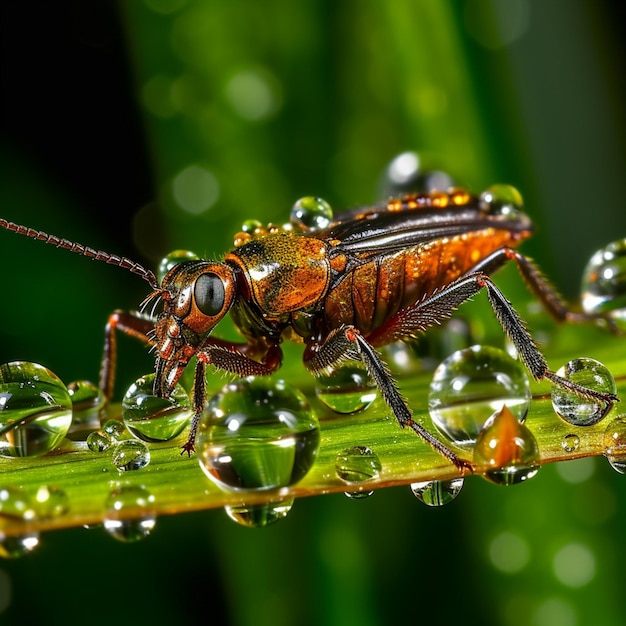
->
[304,326,473,473]
[366,271,618,416]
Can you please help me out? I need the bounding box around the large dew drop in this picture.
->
[0,361,73,458]
[428,345,531,449]
[197,377,320,491]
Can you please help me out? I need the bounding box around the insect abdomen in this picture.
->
[323,228,527,335]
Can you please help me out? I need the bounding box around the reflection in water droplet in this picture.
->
[343,489,374,500]
[197,377,320,491]
[581,238,626,332]
[428,345,531,449]
[561,434,580,454]
[0,486,39,558]
[551,358,616,426]
[67,380,105,436]
[315,364,377,414]
[122,373,192,442]
[34,485,69,519]
[603,414,626,474]
[87,430,111,453]
[102,419,127,441]
[473,405,540,485]
[479,184,524,218]
[112,440,151,472]
[335,445,382,483]
[290,196,333,232]
[224,499,294,528]
[410,477,464,506]
[0,361,73,458]
[157,249,200,284]
[103,485,156,542]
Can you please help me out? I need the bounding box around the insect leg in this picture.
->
[464,246,621,330]
[178,341,284,455]
[304,327,473,473]
[100,310,155,400]
[368,270,617,417]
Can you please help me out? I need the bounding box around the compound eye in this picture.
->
[194,272,225,317]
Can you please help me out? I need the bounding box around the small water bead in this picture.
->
[67,380,105,434]
[551,358,616,426]
[581,238,626,332]
[101,419,127,441]
[0,486,39,558]
[157,250,200,283]
[0,361,73,458]
[410,478,464,506]
[335,445,382,483]
[561,434,581,454]
[315,364,377,414]
[103,485,156,542]
[112,440,151,472]
[428,345,531,450]
[225,499,294,528]
[34,485,69,519]
[122,373,192,442]
[603,414,626,474]
[343,489,374,500]
[290,197,333,232]
[87,430,111,453]
[197,377,320,491]
[473,405,540,486]
[479,184,524,219]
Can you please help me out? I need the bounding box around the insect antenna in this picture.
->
[0,218,158,289]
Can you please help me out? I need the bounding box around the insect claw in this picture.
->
[180,440,195,457]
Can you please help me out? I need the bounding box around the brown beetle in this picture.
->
[0,186,619,472]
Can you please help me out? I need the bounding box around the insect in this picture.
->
[0,186,619,473]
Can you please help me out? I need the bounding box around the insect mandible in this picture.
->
[1,186,619,473]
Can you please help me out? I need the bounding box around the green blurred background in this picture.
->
[1,1,625,624]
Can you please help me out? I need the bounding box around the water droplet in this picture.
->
[380,152,453,196]
[551,358,616,426]
[335,445,382,483]
[103,485,156,542]
[87,430,111,453]
[603,414,626,474]
[0,361,73,458]
[224,498,294,528]
[0,486,39,558]
[473,405,540,485]
[157,250,200,283]
[34,485,69,519]
[197,377,320,491]
[112,440,151,472]
[101,419,127,441]
[67,380,105,435]
[122,373,192,442]
[410,477,464,506]
[561,434,580,453]
[479,184,524,219]
[581,238,626,332]
[315,364,377,414]
[428,345,531,449]
[290,197,333,232]
[343,489,374,500]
